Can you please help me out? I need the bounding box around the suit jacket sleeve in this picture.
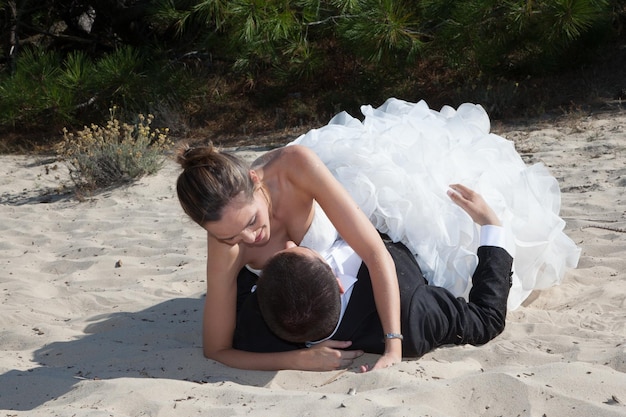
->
[334,240,513,358]
[402,246,513,357]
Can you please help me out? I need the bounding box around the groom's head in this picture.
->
[257,246,341,344]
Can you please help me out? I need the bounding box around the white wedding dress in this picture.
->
[290,98,580,310]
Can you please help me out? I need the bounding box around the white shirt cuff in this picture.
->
[480,225,505,249]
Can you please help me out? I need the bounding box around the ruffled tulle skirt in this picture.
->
[292,98,580,309]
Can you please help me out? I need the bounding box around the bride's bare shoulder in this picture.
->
[250,144,314,169]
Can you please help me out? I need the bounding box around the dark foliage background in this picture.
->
[1,0,625,152]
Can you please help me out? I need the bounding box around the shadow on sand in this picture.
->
[0,297,276,411]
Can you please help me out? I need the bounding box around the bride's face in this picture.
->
[204,189,271,246]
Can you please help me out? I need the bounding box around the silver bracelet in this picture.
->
[383,332,404,341]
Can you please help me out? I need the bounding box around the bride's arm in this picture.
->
[284,145,403,369]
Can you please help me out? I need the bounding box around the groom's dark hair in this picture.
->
[257,251,341,344]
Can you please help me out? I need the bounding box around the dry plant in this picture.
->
[57,107,172,192]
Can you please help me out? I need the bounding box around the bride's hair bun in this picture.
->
[175,142,255,225]
[176,143,221,170]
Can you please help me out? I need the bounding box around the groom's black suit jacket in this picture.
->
[233,236,513,357]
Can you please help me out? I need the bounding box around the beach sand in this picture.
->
[1,110,625,416]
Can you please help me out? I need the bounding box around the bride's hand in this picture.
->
[300,340,364,371]
[359,351,401,373]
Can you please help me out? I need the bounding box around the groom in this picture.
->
[232,184,513,361]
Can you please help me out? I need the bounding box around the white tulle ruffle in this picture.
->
[291,98,580,310]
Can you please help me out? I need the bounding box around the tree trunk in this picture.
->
[8,0,18,74]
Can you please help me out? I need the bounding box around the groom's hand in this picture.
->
[447,184,501,226]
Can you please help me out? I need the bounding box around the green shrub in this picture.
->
[57,109,173,191]
[428,0,613,76]
[0,48,73,128]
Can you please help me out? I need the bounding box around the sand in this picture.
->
[1,110,625,416]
